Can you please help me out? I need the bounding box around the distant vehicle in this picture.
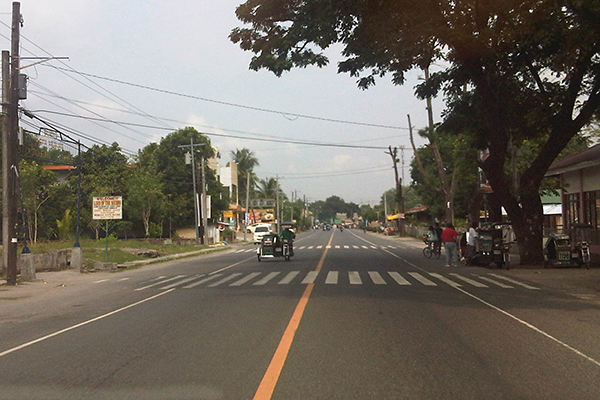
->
[253,226,272,244]
[247,223,271,234]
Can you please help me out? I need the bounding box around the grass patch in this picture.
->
[11,239,215,271]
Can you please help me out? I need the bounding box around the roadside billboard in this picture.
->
[93,196,123,220]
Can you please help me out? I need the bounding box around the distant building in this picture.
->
[41,165,76,183]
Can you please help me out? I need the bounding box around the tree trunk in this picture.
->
[510,185,545,265]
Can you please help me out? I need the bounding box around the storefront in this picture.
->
[545,144,600,258]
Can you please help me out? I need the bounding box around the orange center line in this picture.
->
[253,232,334,400]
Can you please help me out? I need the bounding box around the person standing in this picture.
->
[433,222,443,254]
[465,222,478,266]
[441,223,460,267]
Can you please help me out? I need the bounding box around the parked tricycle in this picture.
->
[543,232,587,268]
[257,234,293,262]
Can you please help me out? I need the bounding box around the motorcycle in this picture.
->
[257,234,293,262]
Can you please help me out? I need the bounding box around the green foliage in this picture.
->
[56,209,73,241]
[152,127,214,229]
[410,126,478,220]
[231,148,259,201]
[148,222,163,238]
[318,196,359,221]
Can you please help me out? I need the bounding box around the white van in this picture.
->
[247,223,271,234]
[253,225,272,243]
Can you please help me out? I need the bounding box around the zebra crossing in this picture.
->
[235,245,398,253]
[130,271,540,291]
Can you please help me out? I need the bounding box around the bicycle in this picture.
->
[423,240,441,259]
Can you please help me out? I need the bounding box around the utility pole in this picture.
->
[385,145,404,236]
[243,172,250,242]
[200,153,208,244]
[178,138,206,245]
[275,175,280,233]
[2,3,21,285]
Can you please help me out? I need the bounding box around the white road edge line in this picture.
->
[454,286,600,368]
[0,289,175,358]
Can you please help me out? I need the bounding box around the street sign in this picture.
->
[93,196,123,220]
[251,198,276,208]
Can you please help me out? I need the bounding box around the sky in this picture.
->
[3,0,444,205]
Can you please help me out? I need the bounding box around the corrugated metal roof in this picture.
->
[546,143,600,176]
[41,165,77,171]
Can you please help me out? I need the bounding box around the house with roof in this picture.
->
[545,143,600,260]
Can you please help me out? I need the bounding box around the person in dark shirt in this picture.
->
[433,222,443,254]
[441,223,460,267]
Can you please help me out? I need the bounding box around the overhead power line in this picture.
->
[43,65,411,131]
[280,167,391,180]
[31,110,396,150]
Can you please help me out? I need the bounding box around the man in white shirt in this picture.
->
[466,222,478,265]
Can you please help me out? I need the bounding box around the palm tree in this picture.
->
[231,148,259,202]
[255,177,278,199]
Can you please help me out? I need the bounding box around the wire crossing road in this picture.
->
[1,229,600,399]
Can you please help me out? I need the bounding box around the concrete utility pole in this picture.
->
[243,172,250,241]
[275,175,280,233]
[2,2,21,285]
[385,145,404,235]
[200,153,208,244]
[178,138,206,244]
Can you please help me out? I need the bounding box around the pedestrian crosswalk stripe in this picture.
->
[478,276,514,288]
[308,246,314,249]
[298,246,306,250]
[344,245,349,249]
[353,245,359,249]
[325,271,338,284]
[182,274,222,288]
[429,273,461,287]
[361,246,368,249]
[254,272,281,285]
[388,271,410,285]
[236,249,245,253]
[370,246,377,249]
[317,245,323,249]
[349,271,362,285]
[368,271,386,285]
[326,245,331,249]
[230,272,261,286]
[279,271,299,284]
[408,272,437,286]
[450,273,488,288]
[136,275,187,291]
[142,271,539,291]
[247,249,255,253]
[209,273,243,287]
[488,273,539,290]
[160,275,204,290]
[302,271,319,284]
[335,245,340,249]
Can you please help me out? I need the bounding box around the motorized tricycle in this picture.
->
[471,228,494,267]
[257,234,293,262]
[544,232,589,268]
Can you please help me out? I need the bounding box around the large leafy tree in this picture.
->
[127,150,165,238]
[318,196,359,221]
[152,127,224,229]
[77,143,132,238]
[19,160,58,243]
[231,0,600,264]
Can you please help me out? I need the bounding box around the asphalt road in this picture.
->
[1,229,600,399]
